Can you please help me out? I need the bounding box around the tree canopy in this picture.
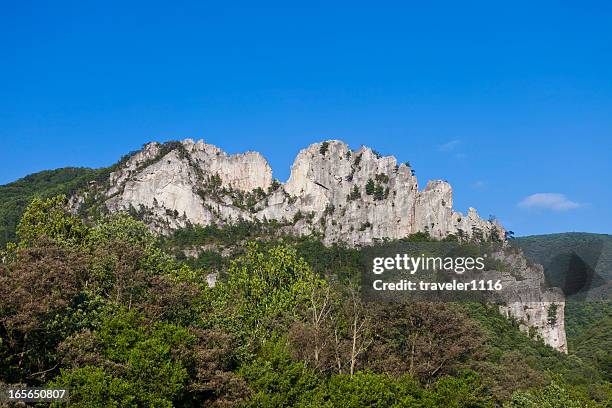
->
[0,195,609,407]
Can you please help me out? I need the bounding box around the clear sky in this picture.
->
[2,1,611,236]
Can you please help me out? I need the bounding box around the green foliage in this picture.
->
[16,195,89,247]
[52,309,192,407]
[401,231,435,242]
[291,237,362,280]
[565,300,611,348]
[0,243,100,383]
[88,212,156,249]
[515,232,612,384]
[50,366,137,408]
[348,185,361,200]
[176,249,224,271]
[375,173,389,184]
[513,232,612,298]
[365,178,375,195]
[230,186,268,212]
[241,340,494,408]
[364,177,386,200]
[321,372,422,407]
[218,244,316,338]
[570,306,612,382]
[424,372,494,407]
[293,210,305,223]
[88,212,176,275]
[359,221,372,231]
[320,141,330,155]
[163,220,283,249]
[0,167,108,248]
[464,302,606,392]
[240,338,321,407]
[268,178,282,193]
[0,195,610,406]
[374,183,385,200]
[547,303,558,326]
[506,378,590,408]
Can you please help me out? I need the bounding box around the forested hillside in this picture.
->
[514,233,612,378]
[0,167,108,248]
[514,233,612,298]
[0,196,609,407]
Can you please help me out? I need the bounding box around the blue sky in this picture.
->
[1,1,611,236]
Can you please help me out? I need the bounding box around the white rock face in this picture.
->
[108,149,208,225]
[486,250,567,352]
[96,139,505,244]
[72,138,566,352]
[184,139,272,192]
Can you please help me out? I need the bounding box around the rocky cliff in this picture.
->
[71,138,566,352]
[487,249,567,352]
[77,139,505,246]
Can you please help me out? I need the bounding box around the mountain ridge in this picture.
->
[70,138,505,247]
[65,138,565,352]
[0,139,571,352]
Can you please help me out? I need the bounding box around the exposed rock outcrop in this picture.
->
[87,139,504,245]
[70,138,566,352]
[486,249,567,352]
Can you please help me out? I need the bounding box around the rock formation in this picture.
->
[486,249,567,352]
[84,139,505,245]
[70,138,566,352]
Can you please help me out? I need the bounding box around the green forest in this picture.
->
[0,192,609,407]
[0,167,109,248]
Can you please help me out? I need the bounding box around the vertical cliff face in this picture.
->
[184,139,272,192]
[71,138,566,352]
[486,250,568,353]
[94,138,505,244]
[260,140,504,245]
[270,141,422,244]
[109,148,208,226]
[101,140,272,231]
